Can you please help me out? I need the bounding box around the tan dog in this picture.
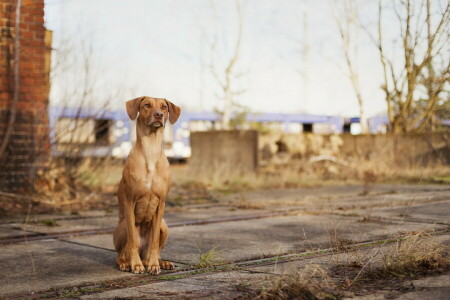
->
[113,96,181,274]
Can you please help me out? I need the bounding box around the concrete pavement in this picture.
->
[0,183,448,299]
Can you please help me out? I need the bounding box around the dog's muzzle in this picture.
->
[151,121,164,127]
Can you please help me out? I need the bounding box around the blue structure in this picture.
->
[51,106,450,159]
[48,106,370,159]
[368,115,390,133]
[49,106,131,158]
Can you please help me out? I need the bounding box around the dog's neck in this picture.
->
[135,122,164,174]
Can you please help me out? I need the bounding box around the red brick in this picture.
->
[21,30,33,39]
[0,0,50,192]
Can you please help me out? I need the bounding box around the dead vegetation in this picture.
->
[256,264,335,300]
[2,137,448,216]
[194,245,225,269]
[357,233,450,281]
[249,232,449,300]
[173,158,450,193]
[0,158,121,216]
[2,157,447,217]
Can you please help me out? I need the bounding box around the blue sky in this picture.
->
[44,0,390,117]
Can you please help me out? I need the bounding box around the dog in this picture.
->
[113,96,181,274]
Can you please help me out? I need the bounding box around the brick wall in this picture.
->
[0,0,51,193]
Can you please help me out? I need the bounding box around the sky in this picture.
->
[44,0,392,117]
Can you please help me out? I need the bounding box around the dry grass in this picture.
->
[172,160,450,193]
[366,233,450,279]
[0,158,122,216]
[256,264,336,300]
[328,236,355,253]
[331,232,450,290]
[4,149,447,215]
[350,160,450,185]
[173,163,349,193]
[252,232,449,299]
[194,245,225,269]
[229,194,263,210]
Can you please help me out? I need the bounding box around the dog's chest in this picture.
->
[133,173,169,223]
[134,196,159,223]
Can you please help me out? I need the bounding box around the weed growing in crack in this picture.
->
[194,244,225,269]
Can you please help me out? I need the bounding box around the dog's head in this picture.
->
[126,96,181,128]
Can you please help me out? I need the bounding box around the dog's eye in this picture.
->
[144,104,151,108]
[161,105,167,110]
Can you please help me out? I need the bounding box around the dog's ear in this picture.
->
[165,99,181,124]
[126,97,145,120]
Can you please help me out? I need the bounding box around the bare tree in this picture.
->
[206,0,246,130]
[373,0,449,133]
[47,33,127,200]
[332,0,369,134]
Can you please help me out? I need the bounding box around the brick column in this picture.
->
[0,0,51,193]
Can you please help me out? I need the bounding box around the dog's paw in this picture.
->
[159,259,175,270]
[146,264,161,275]
[132,263,145,274]
[119,263,130,272]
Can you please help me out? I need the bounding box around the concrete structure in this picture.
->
[339,132,450,166]
[189,130,258,174]
[0,0,51,193]
[260,132,449,167]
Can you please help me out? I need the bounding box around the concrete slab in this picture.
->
[319,191,448,212]
[396,288,450,300]
[0,226,32,239]
[412,273,450,288]
[164,206,272,224]
[368,200,450,224]
[3,184,446,238]
[0,211,114,226]
[0,239,132,297]
[14,215,118,234]
[82,270,267,299]
[347,274,450,300]
[1,206,272,238]
[224,186,450,213]
[224,184,449,202]
[68,214,447,264]
[224,184,449,201]
[0,239,187,298]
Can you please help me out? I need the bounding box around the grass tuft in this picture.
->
[195,245,225,269]
[253,233,449,299]
[40,219,59,227]
[332,232,450,288]
[369,233,450,279]
[257,264,336,300]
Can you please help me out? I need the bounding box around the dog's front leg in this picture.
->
[144,201,165,274]
[122,200,144,273]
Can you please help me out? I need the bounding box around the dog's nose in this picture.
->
[154,111,163,119]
